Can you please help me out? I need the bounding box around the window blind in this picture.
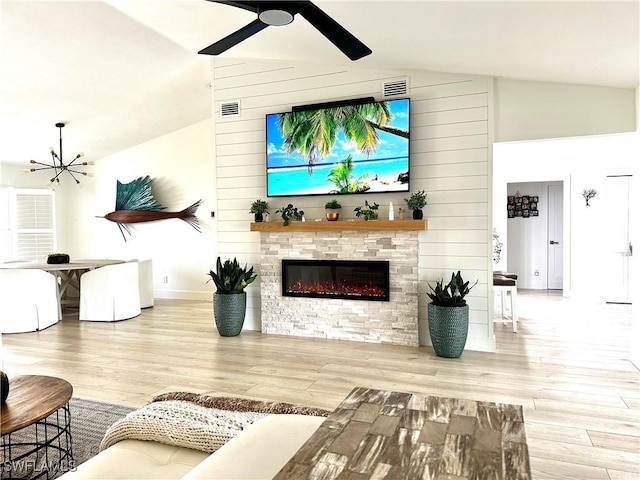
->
[15,191,55,261]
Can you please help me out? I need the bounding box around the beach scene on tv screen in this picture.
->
[266,98,410,197]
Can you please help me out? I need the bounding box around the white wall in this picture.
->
[631,89,639,366]
[495,79,636,142]
[494,133,638,301]
[64,119,217,301]
[212,59,494,350]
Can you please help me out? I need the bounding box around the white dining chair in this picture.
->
[79,262,141,321]
[137,259,154,308]
[0,269,59,333]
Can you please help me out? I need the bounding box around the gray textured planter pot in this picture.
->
[428,303,469,358]
[213,291,246,337]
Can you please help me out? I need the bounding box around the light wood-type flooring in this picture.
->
[2,290,638,479]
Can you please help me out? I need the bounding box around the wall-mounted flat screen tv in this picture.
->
[266,97,410,197]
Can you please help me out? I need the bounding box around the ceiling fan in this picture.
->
[199,1,372,61]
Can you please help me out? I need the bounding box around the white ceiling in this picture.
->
[1,0,638,166]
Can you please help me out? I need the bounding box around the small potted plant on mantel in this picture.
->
[324,199,342,221]
[275,204,305,226]
[427,271,478,358]
[249,199,269,222]
[404,190,428,220]
[354,200,379,221]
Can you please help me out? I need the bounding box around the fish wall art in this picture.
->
[101,176,202,240]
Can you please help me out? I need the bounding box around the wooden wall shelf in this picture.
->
[250,219,427,233]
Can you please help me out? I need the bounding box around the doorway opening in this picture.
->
[505,181,564,291]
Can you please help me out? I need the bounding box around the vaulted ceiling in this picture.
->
[1,0,638,166]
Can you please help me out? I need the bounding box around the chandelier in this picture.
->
[23,122,94,185]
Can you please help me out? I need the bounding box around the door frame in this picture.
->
[547,183,564,290]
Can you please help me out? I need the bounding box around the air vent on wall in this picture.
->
[382,79,408,98]
[219,100,240,117]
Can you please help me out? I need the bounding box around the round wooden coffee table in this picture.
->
[1,375,74,479]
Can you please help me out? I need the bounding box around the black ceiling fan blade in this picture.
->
[296,2,372,60]
[198,18,269,55]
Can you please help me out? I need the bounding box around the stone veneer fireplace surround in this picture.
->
[256,222,424,347]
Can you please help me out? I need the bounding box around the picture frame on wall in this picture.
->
[508,193,539,219]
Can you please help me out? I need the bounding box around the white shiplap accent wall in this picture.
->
[212,59,494,351]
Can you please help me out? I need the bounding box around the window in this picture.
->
[0,188,56,262]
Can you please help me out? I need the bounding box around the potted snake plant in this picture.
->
[207,257,257,336]
[427,271,477,358]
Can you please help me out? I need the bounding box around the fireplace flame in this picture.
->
[287,280,385,298]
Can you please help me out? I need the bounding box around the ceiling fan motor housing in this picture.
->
[258,7,294,26]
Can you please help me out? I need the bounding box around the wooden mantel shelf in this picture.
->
[250,219,427,232]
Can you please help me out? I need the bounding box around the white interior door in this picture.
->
[547,184,563,289]
[606,175,632,303]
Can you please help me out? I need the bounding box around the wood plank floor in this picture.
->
[2,290,638,479]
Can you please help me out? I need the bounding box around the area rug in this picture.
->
[68,397,137,467]
[1,397,136,480]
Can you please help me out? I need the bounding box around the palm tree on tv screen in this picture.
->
[327,155,372,193]
[277,102,408,172]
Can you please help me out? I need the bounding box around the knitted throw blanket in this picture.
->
[100,393,331,454]
[100,400,269,453]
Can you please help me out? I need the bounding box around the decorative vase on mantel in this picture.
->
[412,209,424,220]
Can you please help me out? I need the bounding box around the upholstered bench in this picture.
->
[61,414,325,479]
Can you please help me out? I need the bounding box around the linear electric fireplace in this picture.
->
[282,259,390,301]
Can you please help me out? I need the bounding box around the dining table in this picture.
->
[0,259,124,316]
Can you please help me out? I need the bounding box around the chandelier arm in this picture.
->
[67,168,91,176]
[66,170,81,184]
[66,154,84,168]
[26,166,57,172]
[28,160,57,168]
[49,169,64,185]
